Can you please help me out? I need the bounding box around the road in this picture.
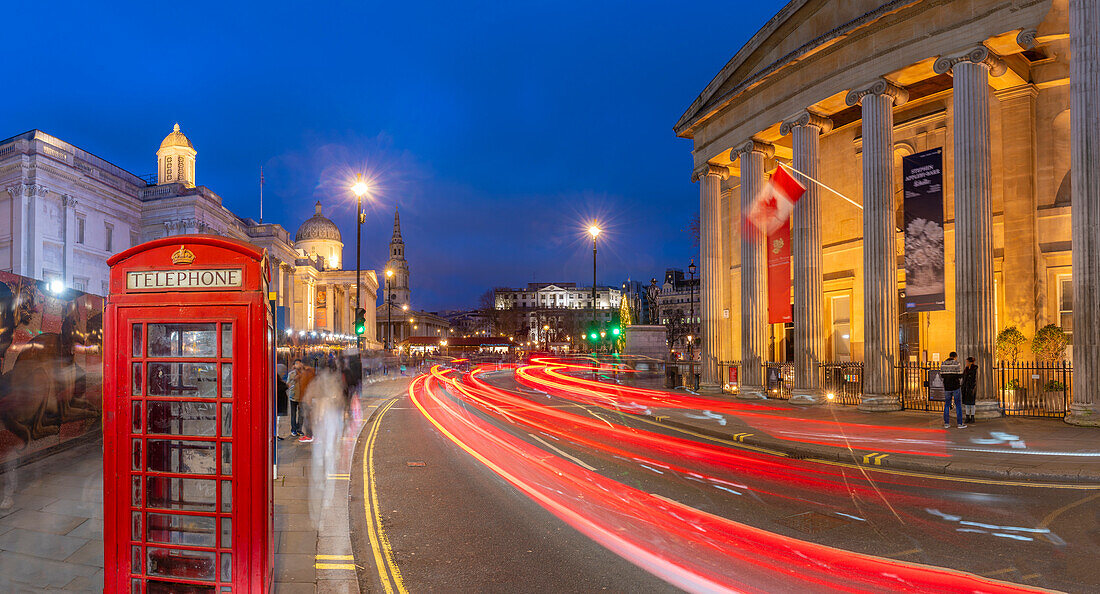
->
[351,360,1100,593]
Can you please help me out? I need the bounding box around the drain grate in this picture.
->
[776,511,851,534]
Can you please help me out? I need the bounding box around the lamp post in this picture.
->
[385,269,394,349]
[351,175,369,352]
[589,224,601,353]
[543,323,550,351]
[688,259,697,390]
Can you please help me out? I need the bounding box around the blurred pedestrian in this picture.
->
[297,362,317,443]
[276,363,289,441]
[287,359,303,437]
[940,352,966,429]
[962,356,978,424]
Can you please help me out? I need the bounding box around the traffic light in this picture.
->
[589,332,598,341]
[611,326,620,336]
[354,308,366,336]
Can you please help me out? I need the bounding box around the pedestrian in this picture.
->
[962,356,978,424]
[297,362,317,443]
[287,359,303,437]
[940,351,966,429]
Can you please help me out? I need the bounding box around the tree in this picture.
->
[664,308,688,359]
[995,326,1028,363]
[1031,324,1069,362]
[686,214,700,249]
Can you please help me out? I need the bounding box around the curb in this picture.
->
[644,414,1100,485]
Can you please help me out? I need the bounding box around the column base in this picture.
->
[736,386,767,400]
[698,382,722,394]
[974,400,1001,420]
[789,389,825,405]
[1065,403,1100,426]
[857,394,901,412]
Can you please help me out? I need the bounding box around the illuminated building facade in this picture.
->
[0,126,379,345]
[676,0,1098,423]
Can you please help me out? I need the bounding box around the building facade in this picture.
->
[675,0,1097,422]
[0,126,379,347]
[493,282,622,346]
[657,269,702,358]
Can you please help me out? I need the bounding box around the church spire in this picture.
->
[392,206,402,242]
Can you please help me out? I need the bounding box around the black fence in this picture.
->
[716,359,1071,418]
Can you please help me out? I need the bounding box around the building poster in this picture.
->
[314,286,327,329]
[902,147,946,312]
[767,219,792,324]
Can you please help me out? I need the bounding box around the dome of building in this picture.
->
[159,123,194,150]
[295,201,342,242]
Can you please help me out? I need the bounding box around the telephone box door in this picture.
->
[117,308,251,593]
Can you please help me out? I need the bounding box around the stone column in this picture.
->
[846,80,908,411]
[694,162,728,392]
[344,284,353,334]
[734,140,774,398]
[1068,0,1100,425]
[61,195,77,284]
[781,111,833,404]
[934,47,1006,419]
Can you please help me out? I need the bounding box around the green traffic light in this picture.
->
[355,324,365,335]
[611,327,620,336]
[589,333,598,340]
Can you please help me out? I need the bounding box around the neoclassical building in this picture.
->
[0,125,380,348]
[676,0,1098,423]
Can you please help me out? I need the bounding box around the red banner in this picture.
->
[767,219,792,324]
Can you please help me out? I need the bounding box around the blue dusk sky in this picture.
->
[5,1,777,311]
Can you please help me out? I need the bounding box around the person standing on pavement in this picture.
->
[961,356,978,424]
[940,352,966,429]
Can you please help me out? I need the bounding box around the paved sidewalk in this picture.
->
[636,393,1100,483]
[0,376,412,592]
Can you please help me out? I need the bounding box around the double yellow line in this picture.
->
[362,397,407,594]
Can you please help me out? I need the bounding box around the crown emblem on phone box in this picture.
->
[171,246,196,265]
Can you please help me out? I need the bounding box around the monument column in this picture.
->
[734,140,774,399]
[781,111,833,404]
[846,79,907,411]
[1067,0,1100,425]
[934,47,1006,419]
[694,162,729,392]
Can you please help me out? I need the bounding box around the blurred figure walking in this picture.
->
[940,352,966,429]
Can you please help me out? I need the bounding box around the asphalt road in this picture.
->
[352,368,1100,593]
[351,389,677,593]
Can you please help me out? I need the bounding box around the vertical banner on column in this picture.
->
[767,219,792,324]
[902,148,946,312]
[314,286,327,329]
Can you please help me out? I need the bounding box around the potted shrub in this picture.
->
[1042,379,1067,412]
[1032,324,1069,413]
[1032,324,1069,362]
[1002,378,1026,411]
[996,326,1028,363]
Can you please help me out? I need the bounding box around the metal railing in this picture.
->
[820,362,863,405]
[997,361,1071,417]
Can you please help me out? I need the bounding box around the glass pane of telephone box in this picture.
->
[147,401,217,437]
[148,363,218,398]
[146,440,216,475]
[145,477,216,512]
[147,547,216,581]
[146,512,216,547]
[147,323,217,358]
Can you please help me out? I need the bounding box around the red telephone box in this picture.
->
[104,235,274,593]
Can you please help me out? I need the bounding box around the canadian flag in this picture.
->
[745,164,807,235]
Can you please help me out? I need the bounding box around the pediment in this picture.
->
[674,0,917,138]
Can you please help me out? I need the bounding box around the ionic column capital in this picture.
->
[732,139,775,161]
[845,79,909,107]
[691,162,730,183]
[933,45,1008,77]
[1016,29,1037,50]
[780,110,834,136]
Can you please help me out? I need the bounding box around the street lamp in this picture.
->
[543,323,550,351]
[687,259,697,362]
[351,175,370,351]
[385,269,394,349]
[588,224,601,353]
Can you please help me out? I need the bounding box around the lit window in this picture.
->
[1059,275,1073,336]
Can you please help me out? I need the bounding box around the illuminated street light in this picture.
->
[588,225,601,238]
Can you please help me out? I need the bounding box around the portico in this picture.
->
[675,0,1094,421]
